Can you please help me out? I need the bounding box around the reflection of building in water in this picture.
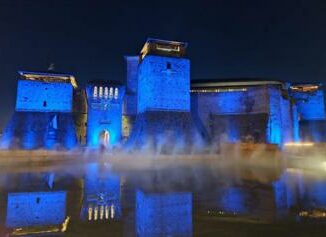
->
[273,171,326,216]
[136,190,192,237]
[6,191,66,228]
[1,172,72,235]
[197,183,276,222]
[81,163,121,221]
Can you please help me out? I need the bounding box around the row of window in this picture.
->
[93,86,119,99]
[88,204,116,221]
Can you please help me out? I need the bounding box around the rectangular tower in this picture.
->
[15,71,76,112]
[137,38,190,113]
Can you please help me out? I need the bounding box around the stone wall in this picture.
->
[192,86,270,143]
[1,112,78,149]
[126,111,206,153]
[16,80,73,112]
[138,55,190,113]
[86,84,124,148]
[124,56,139,116]
[192,85,295,146]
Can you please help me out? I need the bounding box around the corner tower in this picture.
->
[1,71,78,149]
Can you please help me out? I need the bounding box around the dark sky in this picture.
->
[0,0,326,128]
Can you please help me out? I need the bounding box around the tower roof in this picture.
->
[18,70,77,88]
[140,38,188,60]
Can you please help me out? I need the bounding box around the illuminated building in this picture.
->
[191,79,298,146]
[124,38,206,152]
[1,71,79,149]
[1,38,325,150]
[85,81,125,148]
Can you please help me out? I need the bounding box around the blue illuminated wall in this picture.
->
[16,80,73,112]
[136,190,192,237]
[1,112,77,149]
[124,56,139,116]
[292,89,326,120]
[86,83,125,148]
[6,191,66,228]
[137,55,190,113]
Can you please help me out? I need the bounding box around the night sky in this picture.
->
[0,0,326,128]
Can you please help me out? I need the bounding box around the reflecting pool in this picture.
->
[1,160,326,236]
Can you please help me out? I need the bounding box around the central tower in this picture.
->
[126,39,205,153]
[137,38,190,113]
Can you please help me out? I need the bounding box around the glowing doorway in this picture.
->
[99,130,110,149]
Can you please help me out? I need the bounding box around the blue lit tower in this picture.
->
[1,71,78,149]
[86,81,125,148]
[126,38,205,152]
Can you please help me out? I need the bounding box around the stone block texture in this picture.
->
[126,111,206,153]
[1,112,77,149]
[16,80,73,112]
[138,55,190,113]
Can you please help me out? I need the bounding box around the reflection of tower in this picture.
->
[81,163,121,221]
[6,191,67,228]
[136,190,192,237]
[4,172,68,234]
[126,38,205,152]
[86,81,125,148]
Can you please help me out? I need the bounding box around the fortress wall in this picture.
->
[192,86,270,142]
[138,55,190,113]
[16,80,73,112]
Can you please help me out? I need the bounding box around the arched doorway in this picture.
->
[99,130,110,149]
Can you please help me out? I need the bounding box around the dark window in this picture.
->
[166,62,171,70]
[43,101,47,107]
[36,197,40,204]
